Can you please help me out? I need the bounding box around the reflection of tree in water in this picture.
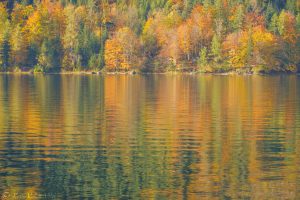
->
[0,75,299,199]
[178,149,200,200]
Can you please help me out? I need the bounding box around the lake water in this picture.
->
[0,74,299,199]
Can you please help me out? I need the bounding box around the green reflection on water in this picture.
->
[0,74,300,199]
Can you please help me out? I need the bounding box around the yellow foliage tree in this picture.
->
[0,3,9,41]
[105,38,126,71]
[10,25,28,67]
[23,2,64,44]
[150,11,182,64]
[223,26,275,68]
[105,27,140,71]
[278,11,297,45]
[11,4,34,27]
[177,22,192,60]
[177,5,214,62]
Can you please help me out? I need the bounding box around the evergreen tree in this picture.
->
[0,33,10,71]
[98,27,107,70]
[0,3,10,70]
[26,44,38,68]
[36,40,48,71]
[10,24,28,68]
[210,34,221,63]
[138,0,150,21]
[269,13,278,34]
[246,28,253,67]
[215,0,223,19]
[265,3,275,23]
[62,6,79,70]
[197,47,208,70]
[6,0,14,15]
[285,0,296,14]
[182,0,195,18]
[232,5,244,32]
[203,0,211,9]
[277,10,286,36]
[296,13,300,32]
[98,48,105,69]
[36,38,63,72]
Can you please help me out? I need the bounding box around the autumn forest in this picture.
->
[0,0,299,73]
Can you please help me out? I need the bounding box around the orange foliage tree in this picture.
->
[177,21,192,61]
[105,27,140,71]
[223,26,276,69]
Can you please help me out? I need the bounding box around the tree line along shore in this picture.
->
[0,0,299,74]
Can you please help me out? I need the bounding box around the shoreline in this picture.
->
[0,70,299,76]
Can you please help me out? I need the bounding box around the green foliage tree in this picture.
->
[210,34,222,63]
[0,4,10,71]
[277,10,286,36]
[296,13,300,32]
[141,32,160,72]
[265,3,275,23]
[182,0,196,18]
[232,5,244,32]
[269,13,278,34]
[98,27,107,70]
[36,38,63,72]
[246,28,253,67]
[0,33,10,71]
[10,24,27,68]
[62,5,80,70]
[197,47,208,70]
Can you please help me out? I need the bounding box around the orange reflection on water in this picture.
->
[0,74,299,199]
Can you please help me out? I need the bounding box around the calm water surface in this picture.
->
[0,74,300,199]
